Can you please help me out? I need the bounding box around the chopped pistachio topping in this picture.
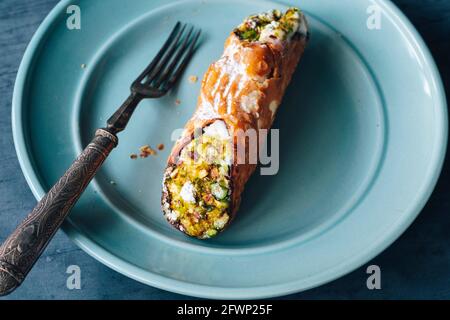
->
[165,127,232,239]
[234,7,303,42]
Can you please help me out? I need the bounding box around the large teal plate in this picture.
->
[12,0,447,298]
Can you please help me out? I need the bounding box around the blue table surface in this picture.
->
[0,0,449,300]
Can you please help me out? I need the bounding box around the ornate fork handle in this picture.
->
[0,129,118,296]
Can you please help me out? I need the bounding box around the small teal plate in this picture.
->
[12,0,447,298]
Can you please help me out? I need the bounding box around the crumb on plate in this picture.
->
[139,145,157,158]
[188,75,198,83]
[130,154,138,160]
[157,143,165,151]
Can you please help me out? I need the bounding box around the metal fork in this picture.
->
[0,22,201,296]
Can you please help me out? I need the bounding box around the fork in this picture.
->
[0,22,200,296]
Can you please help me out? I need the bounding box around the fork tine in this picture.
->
[163,29,201,91]
[154,26,195,87]
[142,24,187,85]
[132,22,182,87]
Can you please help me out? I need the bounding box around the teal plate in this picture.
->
[12,0,447,299]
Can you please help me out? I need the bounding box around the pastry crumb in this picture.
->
[130,154,138,160]
[175,99,181,106]
[157,143,164,151]
[139,145,157,158]
[188,75,198,83]
[81,63,86,69]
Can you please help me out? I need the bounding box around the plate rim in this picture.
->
[11,0,448,299]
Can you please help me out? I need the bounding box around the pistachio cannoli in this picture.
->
[162,8,309,238]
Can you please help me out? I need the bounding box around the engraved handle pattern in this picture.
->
[0,129,118,296]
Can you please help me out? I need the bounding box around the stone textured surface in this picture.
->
[0,0,449,299]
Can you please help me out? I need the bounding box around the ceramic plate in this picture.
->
[12,0,447,298]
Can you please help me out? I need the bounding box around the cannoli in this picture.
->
[162,8,309,238]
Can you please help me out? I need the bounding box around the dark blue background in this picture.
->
[0,0,449,300]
